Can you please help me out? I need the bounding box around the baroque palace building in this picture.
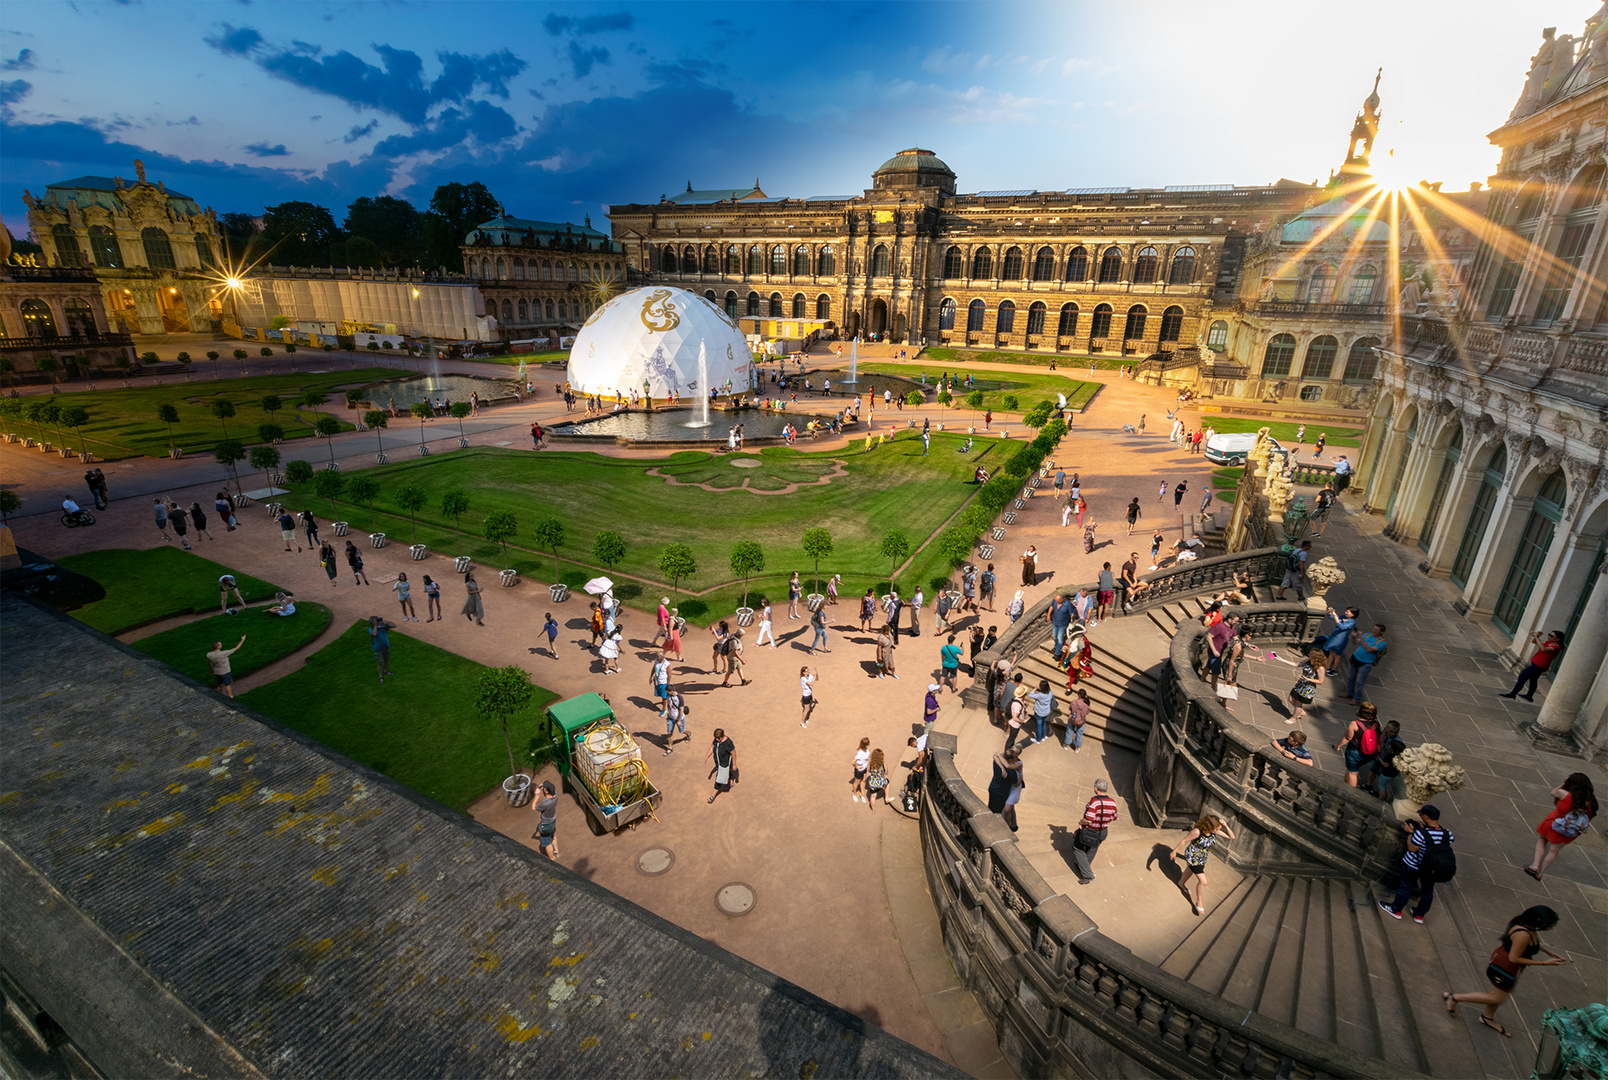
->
[1358,4,1608,752]
[461,215,626,339]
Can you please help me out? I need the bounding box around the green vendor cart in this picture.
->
[543,692,661,835]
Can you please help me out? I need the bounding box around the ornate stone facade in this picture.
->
[0,214,133,379]
[461,215,625,340]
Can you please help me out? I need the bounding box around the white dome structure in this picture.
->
[567,287,754,398]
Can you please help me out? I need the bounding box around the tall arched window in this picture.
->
[1090,303,1113,337]
[1097,246,1122,283]
[747,246,763,275]
[558,300,569,320]
[725,291,739,316]
[1057,303,1078,337]
[1026,301,1047,335]
[1133,247,1159,284]
[659,248,676,273]
[872,244,891,278]
[1032,247,1055,281]
[705,246,719,273]
[20,299,58,338]
[1168,247,1196,285]
[1206,320,1228,351]
[512,258,525,280]
[943,246,964,279]
[771,245,787,275]
[581,262,593,283]
[568,261,578,281]
[817,246,835,275]
[497,256,509,279]
[996,300,1016,333]
[971,247,993,279]
[1065,246,1088,282]
[793,245,809,276]
[196,235,216,269]
[541,260,553,280]
[816,294,831,319]
[1305,263,1336,303]
[1159,305,1184,342]
[1262,333,1297,376]
[726,246,742,274]
[769,293,783,316]
[1349,264,1378,304]
[545,299,556,320]
[141,227,176,270]
[1494,472,1568,634]
[88,225,122,268]
[746,292,760,315]
[1420,426,1462,553]
[63,298,94,336]
[1535,164,1605,323]
[792,293,806,318]
[501,299,514,321]
[1124,305,1147,340]
[1343,337,1379,380]
[967,299,986,332]
[1451,443,1505,587]
[939,298,957,330]
[51,225,84,268]
[481,257,492,279]
[1001,246,1024,280]
[517,299,528,321]
[1302,335,1339,379]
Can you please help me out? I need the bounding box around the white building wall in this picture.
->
[234,276,492,340]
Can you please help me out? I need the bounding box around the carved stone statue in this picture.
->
[1512,28,1559,119]
[1397,278,1423,313]
[1587,3,1608,80]
[134,159,146,184]
[1548,33,1579,88]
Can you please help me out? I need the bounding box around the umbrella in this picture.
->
[583,577,614,595]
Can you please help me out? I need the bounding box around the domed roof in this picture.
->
[568,287,754,398]
[874,148,954,176]
[1280,197,1391,244]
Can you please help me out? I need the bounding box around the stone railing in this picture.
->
[919,731,1420,1079]
[1287,458,1338,487]
[1136,606,1406,877]
[1252,300,1387,319]
[1564,335,1608,377]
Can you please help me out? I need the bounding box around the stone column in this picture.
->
[1537,561,1607,734]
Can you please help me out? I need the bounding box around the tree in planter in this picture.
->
[157,403,181,452]
[396,483,429,542]
[249,444,281,495]
[300,391,329,429]
[35,355,60,387]
[283,459,315,505]
[257,422,285,445]
[1002,394,1019,411]
[215,439,246,500]
[206,350,220,379]
[531,516,565,584]
[210,398,236,440]
[314,414,341,465]
[140,351,159,366]
[0,397,19,437]
[175,352,193,381]
[60,406,89,452]
[1022,399,1054,429]
[905,390,923,407]
[476,664,535,784]
[658,543,697,603]
[261,394,283,430]
[410,401,432,450]
[312,467,345,518]
[345,476,380,529]
[441,489,470,553]
[938,526,975,569]
[801,526,833,599]
[450,400,472,442]
[937,389,952,423]
[966,389,985,423]
[260,346,274,359]
[364,410,388,454]
[880,529,911,592]
[592,529,626,571]
[232,348,249,376]
[484,510,519,571]
[0,489,21,526]
[25,399,58,445]
[114,354,134,388]
[729,540,765,611]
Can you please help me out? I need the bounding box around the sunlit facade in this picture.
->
[462,216,625,339]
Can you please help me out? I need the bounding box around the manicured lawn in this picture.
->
[1201,415,1362,448]
[476,350,570,367]
[2,368,408,460]
[240,621,558,810]
[58,547,285,634]
[856,363,1099,413]
[132,602,332,684]
[920,346,1133,371]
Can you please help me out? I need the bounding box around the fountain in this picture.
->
[688,340,712,429]
[849,340,858,385]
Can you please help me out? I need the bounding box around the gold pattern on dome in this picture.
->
[583,299,613,328]
[639,289,681,333]
[588,342,595,357]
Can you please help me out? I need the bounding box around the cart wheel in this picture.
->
[587,813,607,836]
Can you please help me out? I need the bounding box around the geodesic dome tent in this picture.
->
[566,287,754,398]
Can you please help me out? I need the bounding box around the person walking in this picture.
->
[1312,483,1336,536]
[864,748,891,812]
[318,541,338,587]
[84,469,106,510]
[940,633,963,692]
[961,566,977,613]
[1150,528,1165,566]
[1047,593,1073,654]
[1026,678,1055,745]
[1200,487,1214,515]
[529,780,560,860]
[666,610,684,661]
[652,597,672,647]
[1126,497,1141,535]
[722,629,748,686]
[1379,805,1455,923]
[422,575,442,621]
[1444,906,1570,1038]
[1170,815,1235,915]
[169,501,192,550]
[1071,779,1118,883]
[859,588,877,632]
[980,563,996,611]
[1138,413,1146,435]
[1335,702,1382,787]
[218,574,247,615]
[1333,455,1352,494]
[189,502,213,541]
[787,572,802,619]
[1269,648,1325,725]
[1061,500,1073,529]
[1064,688,1091,752]
[1526,773,1597,880]
[154,498,173,543]
[345,540,369,585]
[589,603,605,649]
[302,510,320,551]
[1007,588,1025,626]
[214,492,237,532]
[1273,540,1312,600]
[705,729,736,804]
[1500,630,1566,701]
[1020,545,1037,587]
[851,737,871,802]
[1313,432,1327,459]
[650,654,671,714]
[599,628,624,674]
[808,605,830,654]
[368,616,392,684]
[393,571,418,619]
[987,747,1024,832]
[1096,563,1116,623]
[798,665,817,725]
[662,688,689,754]
[884,591,903,644]
[1173,480,1188,509]
[206,635,246,697]
[1344,623,1389,703]
[277,509,301,552]
[461,573,485,625]
[754,598,777,648]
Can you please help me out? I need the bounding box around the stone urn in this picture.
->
[502,773,533,807]
[1392,743,1468,819]
[369,532,387,548]
[332,521,350,537]
[735,606,755,627]
[1305,556,1345,602]
[499,568,520,587]
[549,583,569,602]
[234,494,252,507]
[410,544,428,561]
[454,556,472,574]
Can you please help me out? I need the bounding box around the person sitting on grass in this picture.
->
[266,592,297,617]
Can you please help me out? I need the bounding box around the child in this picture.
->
[851,737,870,802]
[543,613,560,658]
[1272,730,1316,766]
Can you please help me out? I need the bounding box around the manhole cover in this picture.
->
[716,882,756,917]
[636,847,675,875]
[730,458,761,468]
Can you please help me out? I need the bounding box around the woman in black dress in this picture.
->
[705,729,735,804]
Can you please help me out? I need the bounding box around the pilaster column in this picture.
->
[1537,562,1607,734]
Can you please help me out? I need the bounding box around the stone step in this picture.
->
[1294,876,1337,1043]
[1159,876,1256,981]
[1353,882,1430,1074]
[1183,875,1285,996]
[1220,876,1298,1011]
[1327,879,1382,1061]
[1248,876,1311,1027]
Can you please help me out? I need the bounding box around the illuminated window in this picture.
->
[1305,263,1336,303]
[1065,246,1088,282]
[52,225,84,268]
[20,299,58,338]
[1206,320,1228,351]
[89,226,122,268]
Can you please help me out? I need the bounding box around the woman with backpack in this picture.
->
[1525,773,1597,881]
[864,748,890,812]
[1444,906,1570,1038]
[1335,702,1382,787]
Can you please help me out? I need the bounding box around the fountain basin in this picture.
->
[548,407,850,447]
[361,374,517,411]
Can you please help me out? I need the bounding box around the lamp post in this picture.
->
[1281,495,1311,550]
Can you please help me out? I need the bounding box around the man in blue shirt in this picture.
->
[370,616,393,683]
[1047,593,1074,654]
[1345,623,1389,703]
[939,634,964,693]
[1332,455,1353,494]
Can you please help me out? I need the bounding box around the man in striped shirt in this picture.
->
[1072,779,1119,884]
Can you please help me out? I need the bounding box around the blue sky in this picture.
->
[0,0,1592,234]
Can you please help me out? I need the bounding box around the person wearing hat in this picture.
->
[924,684,941,729]
[1005,682,1030,751]
[1380,805,1454,924]
[652,597,672,646]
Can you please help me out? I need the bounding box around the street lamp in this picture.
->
[1282,495,1311,548]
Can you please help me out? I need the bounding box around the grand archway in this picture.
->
[157,287,191,333]
[870,298,888,338]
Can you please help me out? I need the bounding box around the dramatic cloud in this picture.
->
[543,12,633,36]
[568,41,609,78]
[244,41,525,124]
[343,119,379,143]
[2,48,35,71]
[244,141,291,157]
[371,99,516,156]
[1,80,33,106]
[205,23,263,56]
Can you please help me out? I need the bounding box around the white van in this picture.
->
[1204,432,1285,466]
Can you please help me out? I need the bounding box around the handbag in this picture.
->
[1072,826,1098,852]
[730,766,740,785]
[1215,682,1239,701]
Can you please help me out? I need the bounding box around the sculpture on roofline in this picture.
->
[1512,28,1558,119]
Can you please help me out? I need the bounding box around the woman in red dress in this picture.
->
[1525,772,1597,881]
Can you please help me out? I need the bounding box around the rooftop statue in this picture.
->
[1511,28,1558,120]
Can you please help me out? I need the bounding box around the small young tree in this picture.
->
[60,406,89,451]
[210,398,236,440]
[249,444,281,494]
[396,483,429,542]
[345,476,380,528]
[905,390,923,407]
[260,346,274,358]
[937,389,953,421]
[114,354,133,388]
[257,422,285,445]
[157,402,181,451]
[1023,399,1054,429]
[730,539,765,610]
[345,388,365,409]
[531,516,565,583]
[176,352,193,381]
[364,409,388,454]
[232,347,249,376]
[410,401,432,448]
[966,389,985,421]
[215,439,247,499]
[0,489,21,526]
[484,509,519,570]
[0,396,19,437]
[441,489,470,553]
[592,529,626,570]
[880,529,911,592]
[367,341,381,355]
[300,390,329,428]
[313,467,345,517]
[801,526,834,597]
[261,394,282,425]
[284,458,315,504]
[1002,394,1019,411]
[25,399,57,444]
[658,542,697,602]
[476,665,535,781]
[206,350,220,379]
[938,526,974,567]
[450,400,472,441]
[315,413,341,464]
[35,356,60,386]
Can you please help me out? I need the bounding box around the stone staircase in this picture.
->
[1010,628,1157,754]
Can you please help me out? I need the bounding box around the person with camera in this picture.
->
[1379,805,1455,924]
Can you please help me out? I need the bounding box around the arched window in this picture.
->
[1494,472,1568,634]
[88,225,122,268]
[1065,246,1088,282]
[512,258,525,280]
[1206,320,1229,351]
[747,246,763,275]
[544,299,556,320]
[943,246,964,279]
[817,246,835,276]
[1305,263,1336,303]
[726,246,742,274]
[967,299,986,332]
[725,291,739,317]
[195,235,216,269]
[1452,443,1505,586]
[794,245,809,276]
[1343,337,1379,380]
[1302,335,1339,379]
[1262,333,1297,377]
[20,299,58,338]
[681,247,695,274]
[771,245,787,275]
[63,298,94,336]
[705,289,717,303]
[568,261,578,281]
[1168,246,1196,285]
[1001,246,1024,280]
[939,298,957,330]
[1057,303,1078,337]
[141,227,176,270]
[746,292,760,315]
[704,246,719,273]
[1420,426,1463,553]
[481,257,492,279]
[469,258,480,278]
[1097,246,1122,283]
[872,244,891,278]
[790,293,805,318]
[1090,303,1113,337]
[1535,164,1604,323]
[517,299,528,321]
[816,294,831,320]
[51,225,84,268]
[1159,305,1184,342]
[972,247,993,279]
[541,260,553,281]
[1348,264,1377,304]
[1032,246,1055,281]
[996,300,1016,333]
[1133,247,1159,284]
[501,299,514,320]
[558,300,568,320]
[1026,301,1047,335]
[1124,304,1147,340]
[769,293,783,316]
[496,256,508,279]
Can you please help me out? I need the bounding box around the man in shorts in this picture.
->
[219,574,247,614]
[650,655,671,715]
[154,498,172,543]
[1274,540,1313,601]
[207,635,246,697]
[530,780,559,861]
[277,510,302,553]
[1205,613,1237,689]
[1096,562,1117,623]
[1121,552,1149,603]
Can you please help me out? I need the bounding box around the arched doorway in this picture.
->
[1451,442,1505,588]
[157,287,191,333]
[847,310,861,339]
[893,312,907,343]
[106,289,138,333]
[870,298,888,338]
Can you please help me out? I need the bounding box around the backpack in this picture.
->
[719,637,734,656]
[1420,828,1457,883]
[1358,720,1380,756]
[1286,549,1304,574]
[1553,809,1590,839]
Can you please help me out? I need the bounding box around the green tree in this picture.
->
[344,194,422,266]
[284,459,315,503]
[423,181,501,268]
[314,413,341,464]
[1002,394,1019,411]
[215,439,246,499]
[259,346,274,358]
[210,398,236,440]
[801,526,834,597]
[345,476,380,528]
[258,422,285,445]
[60,406,89,450]
[441,489,470,553]
[157,402,181,450]
[0,489,21,525]
[938,526,974,567]
[397,483,429,542]
[937,390,953,418]
[261,394,282,424]
[965,389,985,419]
[476,664,535,781]
[409,401,433,448]
[206,350,220,379]
[345,235,383,268]
[114,354,133,387]
[249,444,281,494]
[364,409,388,454]
[729,540,765,610]
[300,391,329,428]
[175,352,193,381]
[1023,399,1054,429]
[880,530,911,592]
[658,542,697,602]
[345,388,365,409]
[35,355,60,385]
[531,516,565,583]
[905,390,923,407]
[0,396,20,436]
[450,400,472,442]
[484,509,518,570]
[313,468,345,517]
[25,399,58,444]
[261,200,338,265]
[592,529,626,570]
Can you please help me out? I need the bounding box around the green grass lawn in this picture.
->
[240,621,558,810]
[1201,415,1362,448]
[854,363,1099,413]
[321,439,994,622]
[475,350,570,367]
[132,602,332,684]
[57,547,285,634]
[920,346,1133,371]
[2,368,409,460]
